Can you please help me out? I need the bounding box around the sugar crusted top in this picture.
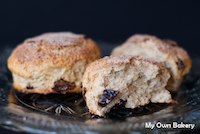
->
[25,32,85,46]
[7,32,100,77]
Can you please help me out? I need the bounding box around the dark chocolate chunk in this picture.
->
[52,79,75,93]
[176,58,185,70]
[112,99,127,109]
[98,89,118,107]
[26,84,33,89]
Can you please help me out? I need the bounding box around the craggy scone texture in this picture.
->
[7,32,100,94]
[82,56,172,117]
[112,34,192,91]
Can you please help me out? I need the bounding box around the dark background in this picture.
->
[0,0,200,54]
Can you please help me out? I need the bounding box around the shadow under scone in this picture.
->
[14,90,172,119]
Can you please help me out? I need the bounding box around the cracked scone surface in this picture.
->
[112,34,192,91]
[82,56,172,117]
[7,32,100,94]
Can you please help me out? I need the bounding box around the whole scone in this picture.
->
[112,34,192,91]
[8,32,100,94]
[82,56,172,117]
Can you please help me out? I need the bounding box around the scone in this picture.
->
[112,34,192,91]
[82,56,172,117]
[7,32,100,94]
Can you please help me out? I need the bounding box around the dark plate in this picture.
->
[0,43,200,134]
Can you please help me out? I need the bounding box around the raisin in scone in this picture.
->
[112,34,192,91]
[82,56,172,117]
[7,32,100,94]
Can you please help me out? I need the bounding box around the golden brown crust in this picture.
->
[8,32,100,94]
[8,32,100,78]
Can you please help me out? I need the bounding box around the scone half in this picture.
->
[82,56,172,117]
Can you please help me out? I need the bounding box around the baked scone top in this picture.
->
[112,34,192,79]
[25,32,85,47]
[8,32,100,78]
